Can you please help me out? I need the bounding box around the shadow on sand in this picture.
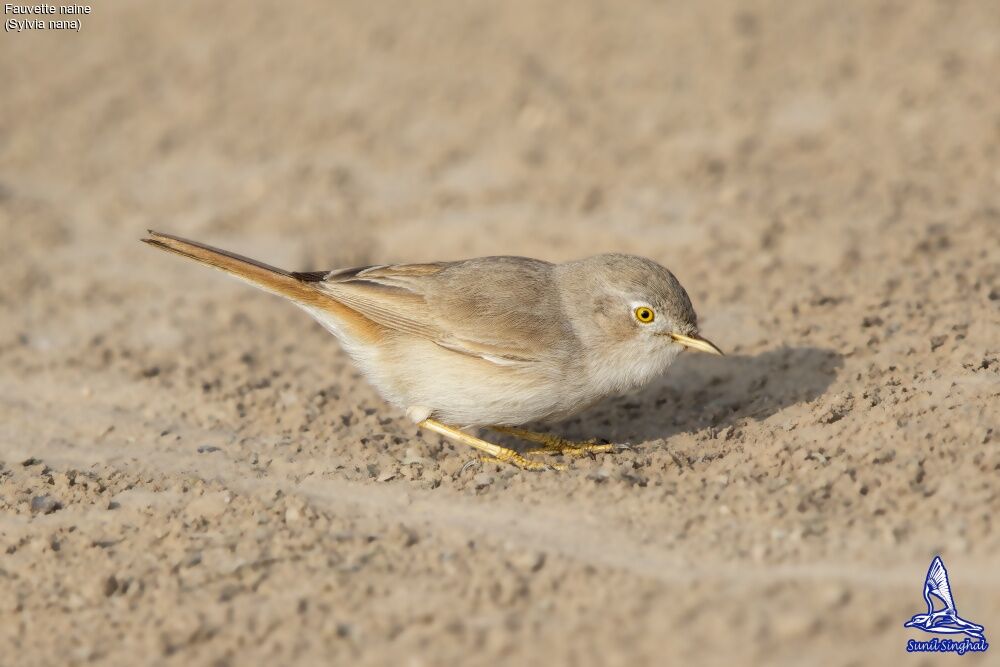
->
[516,346,844,447]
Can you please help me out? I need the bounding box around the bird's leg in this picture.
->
[491,426,622,457]
[418,419,557,471]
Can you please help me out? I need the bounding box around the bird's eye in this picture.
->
[634,306,655,324]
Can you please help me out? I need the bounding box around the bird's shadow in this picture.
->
[505,346,843,448]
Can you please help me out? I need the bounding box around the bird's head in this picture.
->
[558,254,723,391]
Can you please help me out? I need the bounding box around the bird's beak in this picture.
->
[669,332,724,356]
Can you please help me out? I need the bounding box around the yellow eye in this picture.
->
[634,306,655,324]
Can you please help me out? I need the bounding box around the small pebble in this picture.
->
[587,468,611,483]
[507,550,546,573]
[103,575,119,597]
[402,448,428,466]
[30,495,62,515]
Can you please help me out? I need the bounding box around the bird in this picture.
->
[142,230,723,470]
[904,557,985,641]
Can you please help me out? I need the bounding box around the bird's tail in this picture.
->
[142,230,388,344]
[142,230,323,305]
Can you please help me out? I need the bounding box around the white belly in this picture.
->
[306,305,574,425]
[375,335,575,426]
[304,304,680,427]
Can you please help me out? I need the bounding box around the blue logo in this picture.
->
[904,556,988,655]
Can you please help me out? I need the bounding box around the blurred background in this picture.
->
[2,1,998,665]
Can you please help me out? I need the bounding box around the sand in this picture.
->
[1,1,998,665]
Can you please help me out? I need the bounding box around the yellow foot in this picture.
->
[477,455,564,471]
[492,426,626,458]
[418,419,555,471]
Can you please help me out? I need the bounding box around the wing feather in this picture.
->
[926,557,956,611]
[309,258,569,366]
[319,278,443,341]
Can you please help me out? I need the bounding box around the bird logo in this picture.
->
[904,556,985,641]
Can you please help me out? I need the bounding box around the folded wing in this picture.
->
[302,257,572,367]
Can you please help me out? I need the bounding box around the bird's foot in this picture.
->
[418,419,558,472]
[526,437,623,457]
[492,426,627,458]
[477,454,564,471]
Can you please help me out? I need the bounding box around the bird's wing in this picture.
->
[300,263,451,341]
[926,557,956,612]
[300,258,571,366]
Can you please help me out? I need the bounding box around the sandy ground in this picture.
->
[2,1,999,665]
